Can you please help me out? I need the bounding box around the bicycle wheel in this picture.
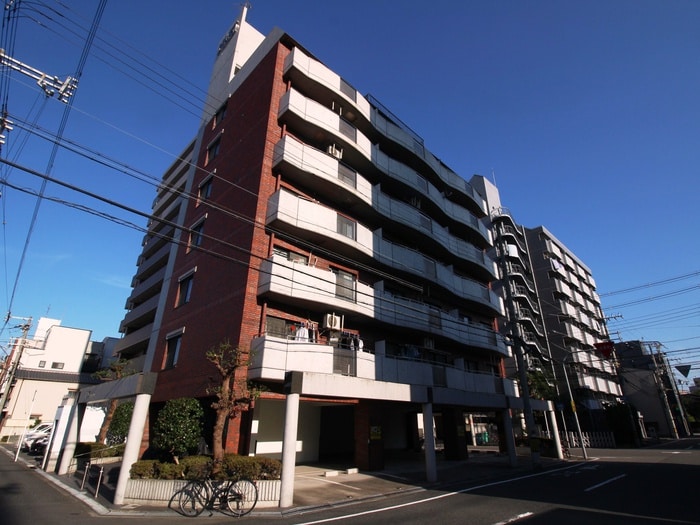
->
[225,479,258,517]
[179,481,208,517]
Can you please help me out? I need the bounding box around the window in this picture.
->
[164,332,183,369]
[333,268,356,301]
[51,362,65,369]
[197,176,213,205]
[176,271,195,307]
[419,214,432,232]
[337,214,356,240]
[38,360,46,368]
[205,137,221,165]
[337,162,357,188]
[189,218,205,250]
[423,257,436,279]
[272,247,308,264]
[212,103,227,128]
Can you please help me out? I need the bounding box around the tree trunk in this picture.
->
[96,398,118,444]
[211,409,228,476]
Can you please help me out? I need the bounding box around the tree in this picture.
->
[106,401,134,445]
[92,358,137,444]
[206,340,263,468]
[527,369,556,400]
[152,397,203,463]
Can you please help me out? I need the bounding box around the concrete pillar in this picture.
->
[500,409,518,467]
[468,413,477,446]
[422,402,437,483]
[279,392,300,508]
[546,402,563,460]
[56,399,79,475]
[114,392,151,505]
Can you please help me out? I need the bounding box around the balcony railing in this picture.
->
[249,334,515,397]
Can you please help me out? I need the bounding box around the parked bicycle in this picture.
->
[176,466,258,517]
[561,442,571,459]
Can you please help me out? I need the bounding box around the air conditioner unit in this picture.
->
[326,144,343,160]
[323,313,342,330]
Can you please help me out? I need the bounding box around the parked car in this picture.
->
[30,434,50,455]
[21,423,53,451]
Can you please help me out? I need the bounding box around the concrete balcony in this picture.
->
[272,134,373,209]
[249,334,515,400]
[266,188,495,278]
[278,88,373,164]
[126,266,166,305]
[283,47,371,128]
[119,294,159,331]
[134,243,170,279]
[257,256,507,355]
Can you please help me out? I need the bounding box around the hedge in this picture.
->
[130,454,282,480]
[75,441,126,459]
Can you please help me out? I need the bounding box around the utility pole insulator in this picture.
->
[0,49,78,102]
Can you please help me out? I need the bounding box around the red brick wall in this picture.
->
[152,41,292,409]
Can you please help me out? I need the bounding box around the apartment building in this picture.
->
[472,177,621,437]
[472,177,552,378]
[616,340,689,438]
[109,6,562,481]
[525,226,622,429]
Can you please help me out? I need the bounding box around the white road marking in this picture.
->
[293,463,582,525]
[584,474,626,492]
[298,475,362,490]
[492,512,535,524]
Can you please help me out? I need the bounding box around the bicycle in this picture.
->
[561,442,571,459]
[177,471,258,517]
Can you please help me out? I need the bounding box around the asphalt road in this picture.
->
[282,439,700,525]
[1,439,699,525]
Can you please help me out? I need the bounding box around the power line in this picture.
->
[1,157,506,347]
[3,0,106,331]
[599,269,700,297]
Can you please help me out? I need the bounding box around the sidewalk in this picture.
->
[2,445,569,517]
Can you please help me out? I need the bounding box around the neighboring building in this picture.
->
[472,177,621,435]
[472,177,552,378]
[111,6,558,478]
[616,340,690,438]
[525,226,622,430]
[0,317,113,442]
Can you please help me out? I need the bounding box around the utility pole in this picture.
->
[0,318,32,426]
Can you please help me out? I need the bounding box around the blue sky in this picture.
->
[1,1,698,387]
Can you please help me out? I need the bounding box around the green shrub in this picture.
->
[129,455,281,480]
[106,401,134,446]
[74,441,125,459]
[154,461,184,479]
[130,459,158,479]
[221,454,281,480]
[152,398,203,459]
[180,455,212,480]
[256,456,283,480]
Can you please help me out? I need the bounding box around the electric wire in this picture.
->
[4,0,696,360]
[1,157,506,349]
[3,0,106,334]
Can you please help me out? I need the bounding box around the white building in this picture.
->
[0,317,113,443]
